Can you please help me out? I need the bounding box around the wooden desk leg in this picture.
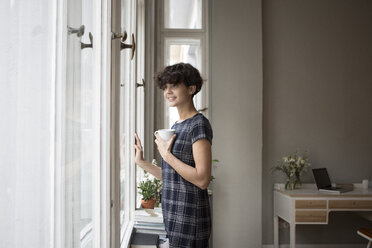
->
[290,222,296,248]
[274,215,279,248]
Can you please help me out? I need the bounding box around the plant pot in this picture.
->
[141,198,156,209]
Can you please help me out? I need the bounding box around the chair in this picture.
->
[358,228,372,248]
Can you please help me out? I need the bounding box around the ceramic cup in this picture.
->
[154,129,175,141]
[362,179,369,189]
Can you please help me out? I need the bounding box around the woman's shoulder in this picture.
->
[191,113,212,128]
[190,113,213,143]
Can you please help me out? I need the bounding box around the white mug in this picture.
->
[154,129,175,141]
[362,179,369,189]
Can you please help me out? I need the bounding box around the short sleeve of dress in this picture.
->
[191,115,213,145]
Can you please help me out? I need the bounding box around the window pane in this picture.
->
[164,0,202,29]
[165,38,202,70]
[135,1,146,211]
[120,0,131,231]
[64,0,97,246]
[164,38,202,127]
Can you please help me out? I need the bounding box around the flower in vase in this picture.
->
[272,151,310,190]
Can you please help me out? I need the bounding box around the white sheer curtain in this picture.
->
[0,1,55,248]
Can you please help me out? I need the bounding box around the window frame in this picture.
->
[116,0,149,246]
[112,0,138,246]
[54,0,112,247]
[53,0,208,247]
[156,0,210,130]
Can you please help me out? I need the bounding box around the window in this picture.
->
[117,0,147,245]
[61,0,99,246]
[164,0,203,29]
[0,0,208,247]
[54,0,110,247]
[0,0,111,247]
[157,0,209,128]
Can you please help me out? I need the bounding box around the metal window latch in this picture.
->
[121,33,136,60]
[136,78,145,88]
[67,25,85,37]
[111,30,136,60]
[81,32,93,49]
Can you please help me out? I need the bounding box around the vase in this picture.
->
[285,175,302,190]
[293,172,302,189]
[141,198,156,209]
[285,178,294,190]
[294,176,302,189]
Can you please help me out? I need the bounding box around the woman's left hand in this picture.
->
[155,134,176,161]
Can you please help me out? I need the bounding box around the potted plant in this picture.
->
[138,160,162,209]
[208,159,219,191]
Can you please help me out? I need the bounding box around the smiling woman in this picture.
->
[135,63,213,248]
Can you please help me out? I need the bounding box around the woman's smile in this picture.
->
[167,96,176,102]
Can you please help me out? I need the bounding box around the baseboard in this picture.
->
[262,244,366,248]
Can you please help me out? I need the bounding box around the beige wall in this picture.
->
[157,0,372,246]
[210,0,263,247]
[262,0,372,245]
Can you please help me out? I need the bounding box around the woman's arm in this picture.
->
[136,160,162,180]
[155,135,211,190]
[134,133,162,180]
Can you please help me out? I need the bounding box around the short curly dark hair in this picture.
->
[154,63,203,97]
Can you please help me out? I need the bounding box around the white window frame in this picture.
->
[54,0,111,247]
[37,0,144,247]
[112,0,137,246]
[115,0,149,247]
[144,0,156,166]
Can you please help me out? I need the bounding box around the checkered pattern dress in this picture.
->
[161,113,213,248]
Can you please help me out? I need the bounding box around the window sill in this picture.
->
[120,221,134,248]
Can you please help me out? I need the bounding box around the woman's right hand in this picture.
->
[134,133,144,165]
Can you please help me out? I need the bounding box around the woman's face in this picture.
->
[163,83,195,107]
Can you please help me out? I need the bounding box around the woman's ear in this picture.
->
[188,85,196,95]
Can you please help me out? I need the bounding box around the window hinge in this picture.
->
[111,200,114,208]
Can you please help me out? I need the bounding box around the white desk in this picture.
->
[273,184,372,248]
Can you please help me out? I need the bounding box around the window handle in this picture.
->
[67,25,85,37]
[136,79,145,89]
[81,32,93,49]
[121,33,136,60]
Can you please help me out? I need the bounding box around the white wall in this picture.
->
[262,0,372,245]
[210,0,263,247]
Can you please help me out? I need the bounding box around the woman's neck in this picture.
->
[177,103,198,122]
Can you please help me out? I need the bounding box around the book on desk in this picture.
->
[318,183,355,194]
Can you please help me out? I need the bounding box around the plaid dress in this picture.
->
[161,113,213,248]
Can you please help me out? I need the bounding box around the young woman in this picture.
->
[134,63,213,248]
